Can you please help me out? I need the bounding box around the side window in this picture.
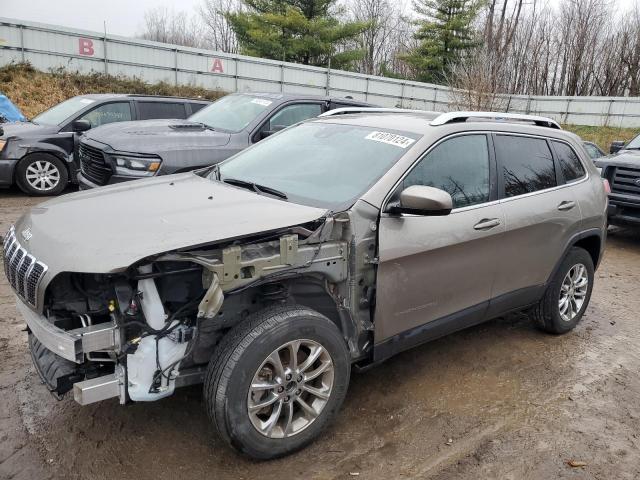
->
[495,135,556,198]
[553,141,586,181]
[583,143,601,159]
[189,103,207,114]
[138,102,186,120]
[404,135,491,209]
[267,103,322,131]
[79,102,132,127]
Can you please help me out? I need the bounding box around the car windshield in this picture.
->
[32,96,96,126]
[214,122,420,208]
[625,135,640,149]
[189,94,273,133]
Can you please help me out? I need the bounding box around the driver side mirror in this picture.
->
[610,140,625,154]
[259,124,286,140]
[387,185,453,216]
[72,119,92,133]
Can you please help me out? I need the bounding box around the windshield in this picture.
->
[189,94,273,133]
[214,122,420,208]
[625,134,640,149]
[32,96,96,125]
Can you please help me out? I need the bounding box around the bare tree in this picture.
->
[139,7,207,48]
[199,0,241,53]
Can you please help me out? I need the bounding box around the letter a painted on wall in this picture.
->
[79,38,94,56]
[211,58,224,74]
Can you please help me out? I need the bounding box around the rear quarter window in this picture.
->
[137,102,186,120]
[553,141,586,182]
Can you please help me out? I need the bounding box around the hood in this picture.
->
[82,119,231,154]
[595,149,640,169]
[0,121,58,139]
[14,173,327,275]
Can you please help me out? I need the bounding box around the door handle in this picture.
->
[473,218,501,230]
[558,201,576,211]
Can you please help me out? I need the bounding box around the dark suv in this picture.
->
[0,94,210,195]
[76,92,371,189]
[594,133,640,226]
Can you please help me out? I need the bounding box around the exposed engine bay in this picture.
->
[32,209,378,405]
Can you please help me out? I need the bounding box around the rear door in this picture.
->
[489,133,583,314]
[375,133,504,350]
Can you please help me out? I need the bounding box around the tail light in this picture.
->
[603,178,611,194]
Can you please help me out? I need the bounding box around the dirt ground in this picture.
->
[1,187,640,480]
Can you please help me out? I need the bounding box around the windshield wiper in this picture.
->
[223,177,288,200]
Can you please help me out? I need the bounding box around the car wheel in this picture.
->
[204,304,350,459]
[15,153,68,196]
[531,247,594,334]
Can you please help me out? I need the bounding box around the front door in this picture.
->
[374,134,504,355]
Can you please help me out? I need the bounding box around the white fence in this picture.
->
[2,16,640,127]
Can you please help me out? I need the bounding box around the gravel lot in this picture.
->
[1,187,640,480]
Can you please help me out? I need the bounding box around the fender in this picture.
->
[546,228,604,285]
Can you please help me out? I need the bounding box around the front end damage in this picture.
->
[8,206,378,405]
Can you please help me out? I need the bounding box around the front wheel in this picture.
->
[15,153,68,196]
[204,305,350,459]
[531,247,595,334]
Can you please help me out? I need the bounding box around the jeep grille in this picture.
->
[2,227,48,308]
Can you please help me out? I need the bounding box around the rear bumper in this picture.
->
[17,297,120,363]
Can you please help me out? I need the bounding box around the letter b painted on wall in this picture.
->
[78,38,94,56]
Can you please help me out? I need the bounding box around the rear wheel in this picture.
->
[204,305,350,459]
[16,153,68,196]
[531,247,594,334]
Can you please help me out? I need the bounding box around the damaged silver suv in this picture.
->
[4,110,607,459]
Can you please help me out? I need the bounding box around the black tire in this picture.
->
[204,304,350,459]
[15,153,68,196]
[531,247,594,334]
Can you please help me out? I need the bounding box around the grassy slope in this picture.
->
[564,124,640,153]
[1,63,639,149]
[0,63,224,119]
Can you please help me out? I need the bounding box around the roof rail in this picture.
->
[319,107,438,117]
[430,111,561,129]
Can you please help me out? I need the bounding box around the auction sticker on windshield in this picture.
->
[251,98,272,107]
[365,131,415,148]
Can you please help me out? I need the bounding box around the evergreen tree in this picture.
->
[402,0,483,83]
[226,0,369,69]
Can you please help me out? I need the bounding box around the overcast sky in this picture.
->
[2,0,203,37]
[2,0,638,38]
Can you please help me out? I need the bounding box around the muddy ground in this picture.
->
[1,187,640,480]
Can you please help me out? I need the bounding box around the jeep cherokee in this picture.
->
[3,110,607,459]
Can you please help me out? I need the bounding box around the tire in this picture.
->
[204,304,350,459]
[531,247,594,334]
[15,153,68,196]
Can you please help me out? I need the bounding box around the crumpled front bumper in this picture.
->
[16,298,120,363]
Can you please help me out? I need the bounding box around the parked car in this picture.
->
[0,94,210,196]
[583,141,605,159]
[5,110,607,459]
[76,92,371,190]
[595,133,640,226]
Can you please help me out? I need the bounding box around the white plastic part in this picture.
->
[138,266,166,330]
[126,266,189,401]
[127,331,188,401]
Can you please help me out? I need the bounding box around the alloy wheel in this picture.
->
[559,263,589,322]
[25,160,61,192]
[247,339,334,439]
